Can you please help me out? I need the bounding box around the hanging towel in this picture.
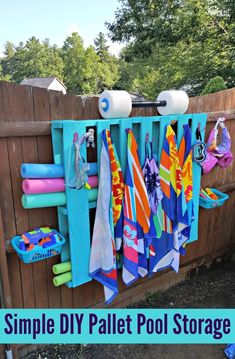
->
[151,125,181,273]
[89,129,124,304]
[122,129,151,285]
[142,140,164,275]
[142,141,163,216]
[177,124,194,253]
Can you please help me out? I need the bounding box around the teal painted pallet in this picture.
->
[51,113,207,288]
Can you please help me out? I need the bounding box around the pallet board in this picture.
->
[51,113,207,288]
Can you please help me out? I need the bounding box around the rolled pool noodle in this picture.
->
[88,162,98,176]
[22,176,98,195]
[21,164,64,179]
[53,261,71,275]
[22,192,66,209]
[53,271,72,287]
[22,178,65,194]
[88,188,98,201]
[87,175,98,188]
[22,188,98,209]
[156,90,189,116]
[21,162,98,178]
[99,90,132,119]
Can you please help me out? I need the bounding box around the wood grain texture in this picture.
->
[0,209,12,309]
[0,81,234,311]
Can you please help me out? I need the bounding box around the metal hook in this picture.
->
[215,117,225,130]
[86,128,95,148]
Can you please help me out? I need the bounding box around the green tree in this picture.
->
[1,37,64,83]
[62,32,100,94]
[1,41,15,79]
[94,32,109,60]
[62,32,85,94]
[0,63,4,80]
[201,76,227,95]
[94,32,119,91]
[107,0,235,96]
[82,45,100,93]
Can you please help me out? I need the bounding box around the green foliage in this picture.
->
[94,32,120,91]
[1,1,233,97]
[0,32,120,95]
[201,76,227,95]
[94,32,109,59]
[1,41,15,79]
[97,55,120,92]
[2,37,64,83]
[62,32,88,94]
[107,0,235,96]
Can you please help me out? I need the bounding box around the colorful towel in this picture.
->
[142,141,163,216]
[142,140,164,275]
[122,129,151,285]
[177,124,194,253]
[89,129,124,304]
[151,125,181,273]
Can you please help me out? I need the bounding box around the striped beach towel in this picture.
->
[89,129,124,304]
[122,129,151,285]
[177,124,194,253]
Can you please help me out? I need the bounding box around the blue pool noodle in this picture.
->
[21,162,98,178]
[21,164,64,178]
[88,162,98,176]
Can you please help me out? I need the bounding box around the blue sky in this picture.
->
[0,0,124,56]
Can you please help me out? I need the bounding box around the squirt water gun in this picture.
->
[200,188,219,200]
[19,227,61,251]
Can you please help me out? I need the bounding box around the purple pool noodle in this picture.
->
[22,179,65,194]
[22,176,98,194]
[87,176,98,188]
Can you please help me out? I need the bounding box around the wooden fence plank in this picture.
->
[5,83,37,309]
[34,89,63,309]
[0,85,25,309]
[0,122,51,137]
[8,137,35,308]
[0,209,12,309]
[0,140,16,238]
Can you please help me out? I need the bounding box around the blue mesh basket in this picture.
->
[11,230,65,264]
[199,188,229,209]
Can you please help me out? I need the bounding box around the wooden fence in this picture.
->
[0,81,234,314]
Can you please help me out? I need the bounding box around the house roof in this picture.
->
[20,77,66,89]
[129,92,146,102]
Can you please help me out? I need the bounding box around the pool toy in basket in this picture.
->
[199,187,229,209]
[11,227,65,263]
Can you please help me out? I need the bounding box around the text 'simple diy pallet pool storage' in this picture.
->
[52,113,207,288]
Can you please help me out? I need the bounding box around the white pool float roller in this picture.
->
[99,90,132,119]
[98,89,189,118]
[156,90,189,116]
